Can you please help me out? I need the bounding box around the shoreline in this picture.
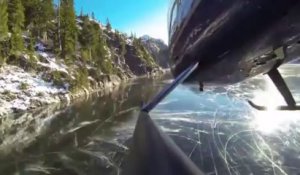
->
[0,65,168,117]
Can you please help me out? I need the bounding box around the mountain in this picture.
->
[0,13,169,115]
[76,17,163,77]
[140,35,169,68]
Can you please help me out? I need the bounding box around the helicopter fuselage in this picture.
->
[169,0,300,84]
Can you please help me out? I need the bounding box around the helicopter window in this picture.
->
[168,0,194,38]
[171,2,178,26]
[169,0,179,37]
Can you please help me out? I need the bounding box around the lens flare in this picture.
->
[251,75,300,134]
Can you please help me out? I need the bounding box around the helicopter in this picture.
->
[123,0,300,174]
[169,0,300,110]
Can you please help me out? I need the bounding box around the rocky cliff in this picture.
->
[141,35,169,68]
[0,17,169,116]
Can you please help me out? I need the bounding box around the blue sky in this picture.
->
[74,0,169,43]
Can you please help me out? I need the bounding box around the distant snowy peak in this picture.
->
[140,35,169,68]
[140,35,151,41]
[140,35,168,53]
[140,35,166,45]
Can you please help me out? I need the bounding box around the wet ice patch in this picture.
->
[251,110,300,134]
[160,126,181,133]
[62,120,100,134]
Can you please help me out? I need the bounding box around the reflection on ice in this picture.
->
[156,99,179,106]
[149,65,300,174]
[251,76,287,108]
[160,126,182,133]
[249,67,300,134]
[1,65,300,174]
[252,110,300,134]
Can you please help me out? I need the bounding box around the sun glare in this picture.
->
[252,110,300,134]
[250,75,300,134]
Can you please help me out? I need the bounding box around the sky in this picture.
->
[74,0,170,44]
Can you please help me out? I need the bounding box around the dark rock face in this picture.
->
[141,35,169,68]
[6,54,36,71]
[124,45,153,76]
[104,31,161,77]
[104,32,135,77]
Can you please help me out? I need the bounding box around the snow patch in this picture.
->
[126,38,133,45]
[104,46,112,58]
[0,65,67,116]
[37,51,68,74]
[35,43,46,52]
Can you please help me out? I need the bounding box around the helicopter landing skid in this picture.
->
[249,68,300,111]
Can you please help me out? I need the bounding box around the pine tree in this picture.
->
[0,0,9,63]
[78,16,94,61]
[40,0,55,40]
[91,12,95,20]
[80,7,83,17]
[60,0,77,59]
[8,0,25,52]
[22,0,38,28]
[106,18,112,31]
[81,21,114,74]
[78,17,112,72]
[115,31,126,57]
[0,0,8,40]
[22,0,55,40]
[133,37,155,67]
[53,0,62,54]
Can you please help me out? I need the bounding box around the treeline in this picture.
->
[0,0,116,72]
[1,0,58,59]
[0,0,159,91]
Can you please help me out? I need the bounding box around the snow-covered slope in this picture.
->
[0,19,168,117]
[0,65,67,116]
